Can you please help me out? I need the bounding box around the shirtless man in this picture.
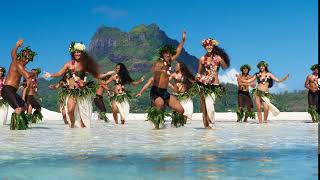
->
[236,64,255,122]
[141,32,186,129]
[23,68,42,123]
[305,64,319,122]
[1,39,37,130]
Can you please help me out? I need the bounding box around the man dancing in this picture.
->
[1,39,37,130]
[137,31,186,129]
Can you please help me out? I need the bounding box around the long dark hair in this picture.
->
[117,63,134,85]
[72,52,99,78]
[257,66,274,88]
[178,61,195,89]
[212,46,230,69]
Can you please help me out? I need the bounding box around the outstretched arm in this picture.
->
[44,63,69,79]
[237,74,257,84]
[11,39,24,61]
[98,70,115,79]
[136,77,154,97]
[269,73,289,83]
[172,31,186,61]
[131,76,145,86]
[101,74,116,91]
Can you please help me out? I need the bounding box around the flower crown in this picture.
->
[240,64,251,72]
[69,42,86,53]
[310,64,318,71]
[16,47,37,62]
[257,61,269,68]
[0,67,6,74]
[158,45,176,57]
[202,38,219,48]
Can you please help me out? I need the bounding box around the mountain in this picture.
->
[88,23,199,73]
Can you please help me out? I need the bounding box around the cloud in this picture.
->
[219,68,239,85]
[269,83,289,93]
[219,68,289,93]
[92,5,128,18]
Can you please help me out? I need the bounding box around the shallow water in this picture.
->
[0,118,318,179]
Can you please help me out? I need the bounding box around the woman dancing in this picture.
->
[195,38,230,128]
[238,61,289,123]
[0,67,9,125]
[44,42,101,128]
[236,64,255,122]
[305,64,319,122]
[168,61,195,127]
[104,63,144,124]
[22,68,42,123]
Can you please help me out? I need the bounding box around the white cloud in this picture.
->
[269,83,289,93]
[92,5,128,18]
[219,68,239,85]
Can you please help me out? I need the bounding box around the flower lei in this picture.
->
[71,60,86,88]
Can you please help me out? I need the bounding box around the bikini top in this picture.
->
[114,74,123,85]
[255,72,270,84]
[68,60,87,80]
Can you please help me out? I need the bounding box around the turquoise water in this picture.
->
[0,118,317,179]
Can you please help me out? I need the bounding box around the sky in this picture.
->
[0,0,318,92]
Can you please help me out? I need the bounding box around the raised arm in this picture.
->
[131,76,145,86]
[172,31,186,61]
[11,39,24,61]
[136,77,154,97]
[269,73,289,83]
[44,63,69,79]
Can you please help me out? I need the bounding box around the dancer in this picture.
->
[138,31,186,129]
[194,38,230,128]
[1,39,37,130]
[48,73,71,125]
[104,63,144,124]
[236,64,255,122]
[0,67,9,125]
[94,70,115,122]
[23,68,42,123]
[44,42,101,128]
[238,61,289,123]
[168,61,195,127]
[305,64,319,122]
